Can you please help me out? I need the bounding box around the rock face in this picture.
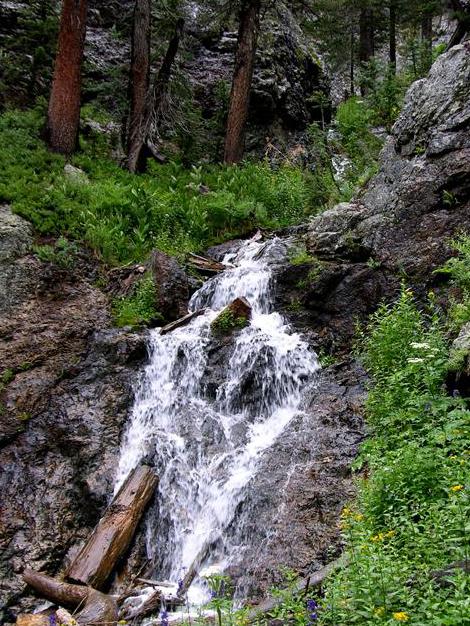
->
[150,250,194,323]
[0,208,147,623]
[277,45,470,352]
[186,3,330,156]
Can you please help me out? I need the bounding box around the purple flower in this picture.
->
[161,609,169,626]
[49,617,57,626]
[177,578,184,594]
[307,599,318,611]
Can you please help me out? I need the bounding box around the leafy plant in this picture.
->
[112,274,162,328]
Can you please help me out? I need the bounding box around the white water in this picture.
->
[115,237,319,601]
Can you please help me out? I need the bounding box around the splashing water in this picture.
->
[115,237,319,600]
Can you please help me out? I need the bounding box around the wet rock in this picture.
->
[150,250,193,323]
[15,616,49,626]
[0,239,148,620]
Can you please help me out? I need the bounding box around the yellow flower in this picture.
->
[450,484,464,492]
[393,612,409,622]
[341,506,352,517]
[371,533,384,542]
[354,513,364,521]
[374,606,385,616]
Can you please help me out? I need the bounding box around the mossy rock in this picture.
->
[211,297,252,336]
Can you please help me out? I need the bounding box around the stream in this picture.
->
[115,236,320,606]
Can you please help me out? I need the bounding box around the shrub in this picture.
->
[112,274,162,328]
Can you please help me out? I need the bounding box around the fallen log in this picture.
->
[160,309,206,335]
[187,253,226,274]
[66,465,158,589]
[22,568,118,626]
[177,542,212,598]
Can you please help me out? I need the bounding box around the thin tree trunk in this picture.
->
[224,0,261,165]
[359,7,375,64]
[447,0,470,49]
[421,12,433,72]
[126,0,151,173]
[389,0,397,72]
[46,0,88,154]
[137,17,185,172]
[350,26,355,95]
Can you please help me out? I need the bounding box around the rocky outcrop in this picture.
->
[278,44,470,352]
[0,208,148,623]
[150,250,194,323]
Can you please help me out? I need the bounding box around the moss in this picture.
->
[211,309,249,336]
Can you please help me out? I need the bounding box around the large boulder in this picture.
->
[150,250,195,323]
[308,44,470,281]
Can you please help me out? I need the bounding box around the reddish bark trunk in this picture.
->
[126,0,151,173]
[224,0,261,165]
[46,0,88,154]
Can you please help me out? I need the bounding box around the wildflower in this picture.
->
[371,532,384,542]
[410,342,430,349]
[407,357,424,363]
[307,599,318,622]
[374,606,385,616]
[49,617,57,626]
[450,484,464,492]
[392,611,409,622]
[177,578,184,594]
[341,506,352,517]
[160,609,169,626]
[354,513,364,521]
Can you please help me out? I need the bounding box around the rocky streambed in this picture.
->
[0,43,469,624]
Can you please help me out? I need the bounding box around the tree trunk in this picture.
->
[136,17,185,172]
[350,25,355,95]
[46,0,88,154]
[66,465,158,589]
[389,0,397,72]
[224,0,261,164]
[447,0,470,50]
[126,0,151,173]
[359,7,375,64]
[22,569,118,626]
[421,12,433,72]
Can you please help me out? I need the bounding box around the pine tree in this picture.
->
[46,0,88,154]
[126,0,151,173]
[224,0,262,164]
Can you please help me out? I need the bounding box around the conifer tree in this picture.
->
[46,0,88,154]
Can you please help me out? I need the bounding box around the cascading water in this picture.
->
[116,236,320,604]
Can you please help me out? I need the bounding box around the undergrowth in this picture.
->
[0,106,327,266]
[112,274,162,328]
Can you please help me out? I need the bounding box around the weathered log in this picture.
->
[23,568,88,608]
[187,253,226,274]
[177,542,212,598]
[22,569,119,626]
[160,309,206,336]
[66,465,158,589]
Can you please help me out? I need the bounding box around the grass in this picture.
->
[0,105,330,267]
[112,273,162,328]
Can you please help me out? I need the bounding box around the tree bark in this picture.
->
[136,17,185,172]
[389,0,397,72]
[126,0,151,173]
[66,465,158,589]
[359,7,375,64]
[22,569,118,626]
[224,0,261,164]
[46,0,88,154]
[447,0,470,49]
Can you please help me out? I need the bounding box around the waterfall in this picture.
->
[115,236,320,602]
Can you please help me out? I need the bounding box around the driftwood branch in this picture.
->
[22,569,118,626]
[160,309,206,335]
[187,253,227,274]
[66,465,158,589]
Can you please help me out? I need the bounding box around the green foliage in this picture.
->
[211,309,249,335]
[112,274,162,328]
[333,97,383,198]
[437,235,470,329]
[33,237,79,270]
[314,286,470,625]
[0,108,319,266]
